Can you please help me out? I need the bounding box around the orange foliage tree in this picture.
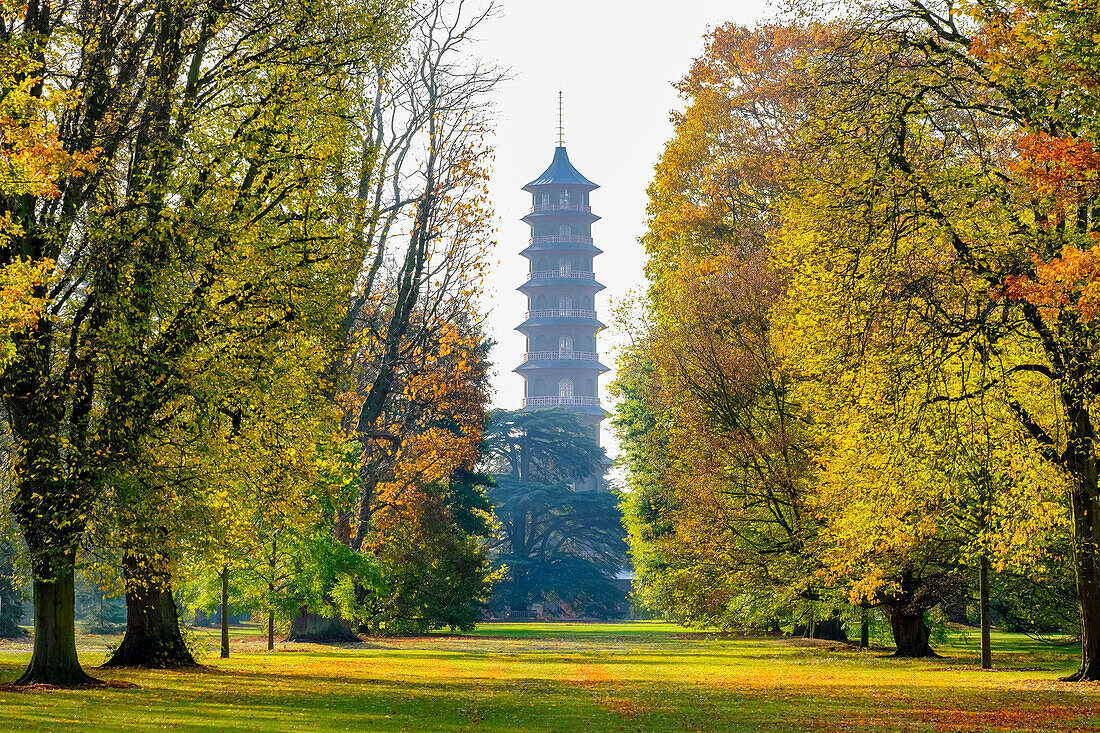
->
[616,25,849,636]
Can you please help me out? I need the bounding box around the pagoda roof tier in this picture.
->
[521,208,600,226]
[523,147,599,192]
[514,352,609,374]
[516,309,606,332]
[518,274,605,295]
[528,235,595,247]
[521,400,609,418]
[520,241,603,258]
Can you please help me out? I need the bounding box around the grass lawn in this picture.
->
[1,622,1098,732]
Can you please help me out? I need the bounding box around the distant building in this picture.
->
[514,144,609,447]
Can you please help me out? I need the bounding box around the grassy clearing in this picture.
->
[0,622,1098,732]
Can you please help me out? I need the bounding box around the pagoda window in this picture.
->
[558,258,571,276]
[541,193,550,206]
[559,224,571,237]
[559,295,572,313]
[559,335,573,356]
[558,378,574,399]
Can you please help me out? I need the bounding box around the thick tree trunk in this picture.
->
[886,609,936,658]
[980,556,992,670]
[286,607,360,643]
[1064,445,1100,681]
[102,555,195,668]
[860,607,869,649]
[16,557,96,685]
[220,566,230,659]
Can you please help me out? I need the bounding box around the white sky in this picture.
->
[476,1,774,458]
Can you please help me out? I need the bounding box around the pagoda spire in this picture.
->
[557,91,564,147]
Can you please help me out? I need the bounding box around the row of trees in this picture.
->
[616,0,1100,679]
[0,0,501,684]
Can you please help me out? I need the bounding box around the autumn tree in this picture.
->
[349,324,496,635]
[615,25,848,637]
[279,0,500,642]
[360,466,496,634]
[622,15,1077,661]
[760,0,1099,673]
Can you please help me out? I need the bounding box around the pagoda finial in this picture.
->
[557,91,564,148]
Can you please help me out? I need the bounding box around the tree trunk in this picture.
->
[886,608,936,658]
[16,556,97,685]
[102,554,195,668]
[980,555,992,670]
[220,566,230,659]
[268,610,275,651]
[286,606,360,643]
[860,607,869,649]
[1067,458,1100,681]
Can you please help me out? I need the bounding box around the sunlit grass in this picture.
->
[0,621,1097,732]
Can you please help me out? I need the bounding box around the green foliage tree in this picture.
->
[360,468,496,634]
[484,409,626,619]
[0,0,402,683]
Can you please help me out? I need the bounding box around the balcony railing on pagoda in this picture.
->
[529,203,592,213]
[528,235,594,246]
[523,350,600,362]
[525,308,598,320]
[526,270,596,281]
[522,395,601,407]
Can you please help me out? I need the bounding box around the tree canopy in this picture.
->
[485,409,626,620]
[617,2,1095,669]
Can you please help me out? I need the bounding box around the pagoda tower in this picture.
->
[514,143,608,444]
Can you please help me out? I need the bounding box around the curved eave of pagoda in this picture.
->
[513,359,609,374]
[521,210,601,226]
[515,316,606,332]
[523,403,609,418]
[518,279,605,295]
[520,242,603,258]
